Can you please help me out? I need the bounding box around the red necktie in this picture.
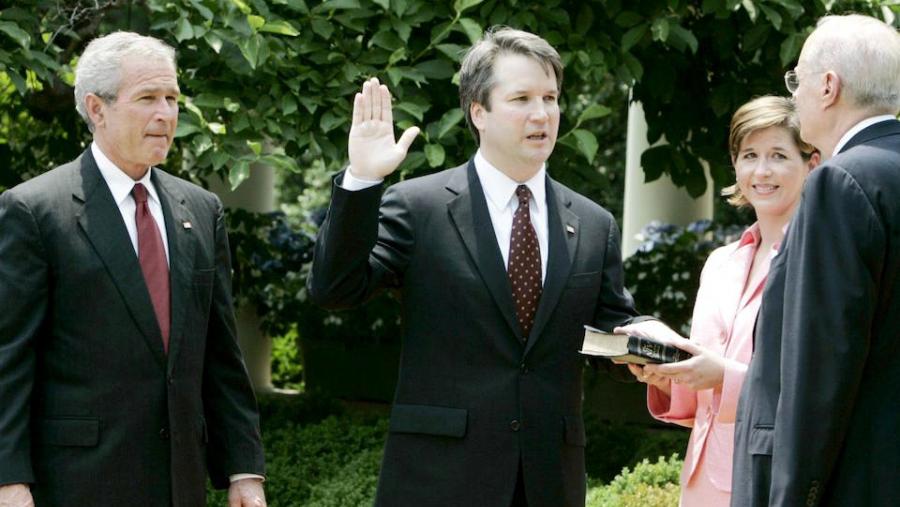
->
[132,183,170,353]
[508,185,542,340]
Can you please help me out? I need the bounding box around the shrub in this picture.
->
[587,454,683,507]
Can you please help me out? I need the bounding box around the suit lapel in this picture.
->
[152,170,197,372]
[446,161,522,338]
[73,149,167,369]
[524,177,576,356]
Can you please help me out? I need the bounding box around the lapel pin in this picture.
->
[182,221,192,229]
[566,224,576,235]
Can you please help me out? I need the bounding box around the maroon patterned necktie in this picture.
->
[508,185,542,340]
[132,183,170,353]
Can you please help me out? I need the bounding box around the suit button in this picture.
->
[167,375,174,385]
[520,363,528,374]
[159,428,169,440]
[510,420,521,432]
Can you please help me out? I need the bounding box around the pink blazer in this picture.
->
[647,224,775,494]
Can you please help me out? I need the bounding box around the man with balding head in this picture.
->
[733,14,900,506]
[0,32,265,506]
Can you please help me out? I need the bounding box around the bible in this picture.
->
[579,325,692,364]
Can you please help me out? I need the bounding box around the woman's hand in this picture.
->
[643,340,727,392]
[627,363,672,396]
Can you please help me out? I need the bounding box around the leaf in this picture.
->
[190,0,215,21]
[415,59,455,79]
[577,104,612,124]
[640,145,672,183]
[758,4,782,30]
[395,102,426,122]
[668,24,698,54]
[208,122,227,134]
[238,34,263,69]
[741,0,758,22]
[424,143,446,167]
[436,108,465,139]
[651,17,670,42]
[247,15,266,31]
[175,118,203,138]
[247,140,263,155]
[310,18,335,39]
[372,0,389,9]
[280,94,298,115]
[388,47,407,66]
[768,0,804,19]
[260,20,300,36]
[435,43,467,61]
[621,23,647,52]
[621,52,644,81]
[614,11,644,28]
[229,160,251,190]
[205,32,224,53]
[570,129,599,163]
[457,17,483,45]
[0,21,31,49]
[454,0,485,14]
[779,32,804,67]
[174,19,193,42]
[320,111,347,132]
[313,0,361,12]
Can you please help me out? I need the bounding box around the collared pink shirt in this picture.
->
[647,223,778,498]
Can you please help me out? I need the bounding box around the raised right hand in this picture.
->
[348,77,420,180]
[0,484,34,507]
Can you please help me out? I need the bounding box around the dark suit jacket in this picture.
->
[308,161,641,507]
[732,120,900,506]
[0,149,265,507]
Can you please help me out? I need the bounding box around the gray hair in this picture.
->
[803,14,900,114]
[459,27,563,143]
[74,31,177,131]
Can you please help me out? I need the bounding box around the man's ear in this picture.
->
[470,101,486,132]
[84,93,107,129]
[822,71,841,109]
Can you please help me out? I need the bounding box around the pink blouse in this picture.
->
[647,223,777,497]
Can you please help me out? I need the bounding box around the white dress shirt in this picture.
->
[343,150,549,282]
[91,143,169,265]
[832,115,897,157]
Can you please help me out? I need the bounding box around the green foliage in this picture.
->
[624,220,743,333]
[584,410,689,482]
[271,328,304,390]
[587,454,683,507]
[207,394,388,507]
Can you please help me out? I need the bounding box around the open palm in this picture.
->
[348,77,420,179]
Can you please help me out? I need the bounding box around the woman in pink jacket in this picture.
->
[616,96,819,506]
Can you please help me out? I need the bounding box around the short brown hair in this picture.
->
[722,95,817,207]
[459,27,563,143]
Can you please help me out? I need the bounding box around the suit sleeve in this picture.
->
[306,173,414,309]
[590,218,647,380]
[202,197,265,488]
[0,191,48,485]
[770,166,883,505]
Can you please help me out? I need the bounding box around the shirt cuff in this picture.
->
[229,474,265,483]
[341,167,383,191]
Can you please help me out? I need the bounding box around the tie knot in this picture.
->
[515,184,532,205]
[132,183,148,204]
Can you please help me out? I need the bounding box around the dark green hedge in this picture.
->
[207,393,687,505]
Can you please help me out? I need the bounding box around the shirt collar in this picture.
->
[737,221,787,254]
[833,115,897,157]
[473,149,546,211]
[91,142,159,206]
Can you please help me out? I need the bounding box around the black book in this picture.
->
[579,325,692,364]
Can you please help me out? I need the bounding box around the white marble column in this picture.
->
[622,98,714,258]
[209,163,276,393]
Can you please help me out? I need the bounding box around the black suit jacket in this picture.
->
[0,149,265,507]
[308,161,641,507]
[732,120,900,506]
